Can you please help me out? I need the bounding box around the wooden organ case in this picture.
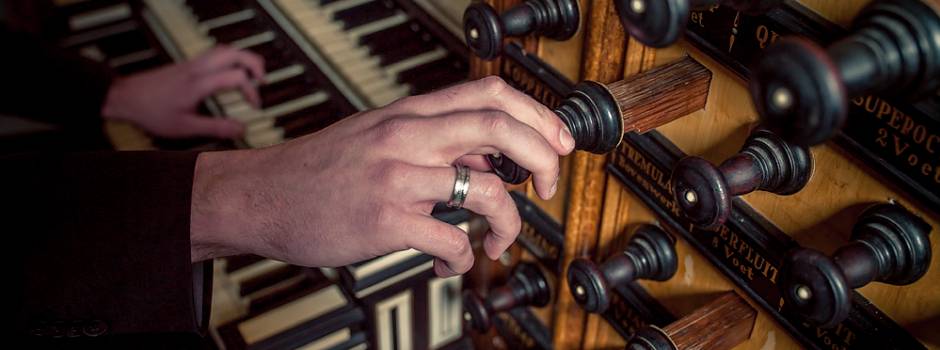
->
[463,0,940,350]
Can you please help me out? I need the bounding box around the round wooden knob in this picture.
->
[463,0,580,60]
[781,203,932,328]
[750,0,940,145]
[749,38,847,146]
[672,128,812,229]
[486,80,622,184]
[614,0,781,48]
[462,263,552,332]
[567,225,677,313]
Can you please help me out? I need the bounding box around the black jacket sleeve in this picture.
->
[6,151,212,347]
[0,26,114,127]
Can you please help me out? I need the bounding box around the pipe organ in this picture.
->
[463,0,939,349]
[12,0,939,349]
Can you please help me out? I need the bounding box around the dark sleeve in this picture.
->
[6,151,212,346]
[0,26,115,127]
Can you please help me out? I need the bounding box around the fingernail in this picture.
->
[549,177,558,198]
[559,126,575,152]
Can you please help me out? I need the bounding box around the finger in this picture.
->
[192,46,266,81]
[456,154,491,172]
[179,115,245,138]
[411,167,521,260]
[394,76,575,155]
[374,111,559,199]
[193,69,260,105]
[403,215,475,277]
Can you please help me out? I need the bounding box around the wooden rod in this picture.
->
[627,292,756,350]
[607,56,712,133]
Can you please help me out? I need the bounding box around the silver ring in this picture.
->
[447,165,470,209]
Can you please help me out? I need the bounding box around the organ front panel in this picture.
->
[465,0,939,349]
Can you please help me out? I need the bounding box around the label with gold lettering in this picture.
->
[500,49,675,344]
[500,43,571,109]
[602,284,675,341]
[492,308,552,350]
[607,131,925,350]
[511,191,564,274]
[684,4,940,215]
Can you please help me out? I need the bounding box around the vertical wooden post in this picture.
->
[551,1,629,349]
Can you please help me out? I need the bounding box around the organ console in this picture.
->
[625,292,756,350]
[566,225,678,314]
[19,0,940,349]
[781,203,933,328]
[467,0,940,349]
[750,0,940,146]
[463,0,580,60]
[613,0,781,48]
[671,127,813,229]
[462,262,552,332]
[488,56,711,184]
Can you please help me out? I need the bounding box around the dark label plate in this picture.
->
[501,42,572,108]
[683,4,940,215]
[502,51,677,342]
[513,191,565,274]
[607,131,925,350]
[493,308,553,350]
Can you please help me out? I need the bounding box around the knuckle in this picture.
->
[449,236,472,259]
[371,117,414,146]
[374,160,411,191]
[479,76,508,96]
[479,112,512,136]
[474,174,505,208]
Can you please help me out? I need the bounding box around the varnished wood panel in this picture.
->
[593,1,940,349]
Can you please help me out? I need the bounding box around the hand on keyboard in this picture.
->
[101,46,265,139]
[189,76,575,277]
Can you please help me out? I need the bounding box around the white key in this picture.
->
[198,9,255,31]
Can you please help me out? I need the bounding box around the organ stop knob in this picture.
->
[489,56,711,184]
[626,292,756,350]
[614,0,780,48]
[463,0,580,60]
[672,128,813,229]
[567,225,678,314]
[462,262,552,332]
[750,0,940,145]
[781,203,932,328]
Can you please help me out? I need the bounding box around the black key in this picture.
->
[275,103,344,138]
[260,75,319,108]
[397,55,462,87]
[208,18,263,44]
[96,29,152,56]
[333,0,397,30]
[378,36,435,66]
[225,255,266,273]
[249,40,294,72]
[239,265,302,297]
[359,21,422,54]
[113,54,164,76]
[187,0,244,21]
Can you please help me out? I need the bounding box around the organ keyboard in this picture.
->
[48,0,469,149]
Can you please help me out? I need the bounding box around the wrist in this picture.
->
[190,150,254,262]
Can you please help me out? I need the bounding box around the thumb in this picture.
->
[181,115,245,139]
